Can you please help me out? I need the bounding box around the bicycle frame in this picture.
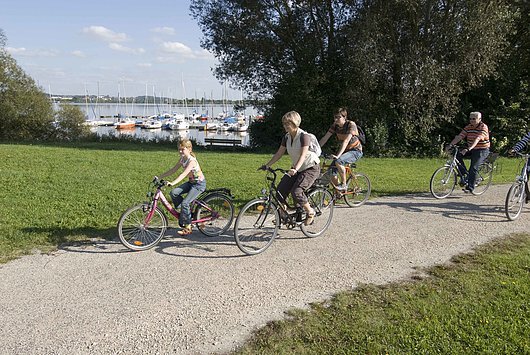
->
[444,147,468,180]
[516,153,529,183]
[258,167,324,229]
[144,183,222,226]
[319,156,355,196]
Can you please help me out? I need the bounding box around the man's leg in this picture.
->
[335,150,363,190]
[467,149,489,191]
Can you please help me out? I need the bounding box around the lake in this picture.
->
[62,103,257,147]
[65,102,258,121]
[93,125,251,147]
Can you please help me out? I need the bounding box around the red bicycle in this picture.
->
[117,177,235,251]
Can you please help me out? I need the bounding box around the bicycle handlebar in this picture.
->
[511,151,530,159]
[151,177,168,188]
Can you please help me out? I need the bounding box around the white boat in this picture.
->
[220,122,237,131]
[169,118,190,130]
[143,119,162,129]
[236,123,249,132]
[83,120,99,127]
[204,120,220,130]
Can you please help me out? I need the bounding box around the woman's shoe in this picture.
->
[178,225,193,236]
[304,209,316,225]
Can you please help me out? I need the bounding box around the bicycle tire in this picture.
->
[471,162,493,195]
[505,182,525,221]
[301,188,334,238]
[343,172,371,207]
[117,204,168,251]
[430,166,456,199]
[195,193,235,237]
[234,199,280,255]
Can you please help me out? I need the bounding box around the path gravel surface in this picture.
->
[1,183,528,354]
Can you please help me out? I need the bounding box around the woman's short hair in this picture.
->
[282,111,301,127]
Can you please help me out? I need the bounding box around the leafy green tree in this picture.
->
[53,104,91,141]
[191,0,353,147]
[0,29,55,141]
[191,1,518,155]
[458,0,530,153]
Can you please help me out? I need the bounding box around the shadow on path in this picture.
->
[367,195,510,222]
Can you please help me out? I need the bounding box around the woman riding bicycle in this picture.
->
[157,139,206,236]
[318,107,363,191]
[260,111,320,225]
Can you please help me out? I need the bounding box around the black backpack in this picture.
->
[356,124,366,145]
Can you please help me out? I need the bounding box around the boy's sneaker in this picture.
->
[337,184,348,191]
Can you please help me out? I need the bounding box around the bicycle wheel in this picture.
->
[471,163,493,195]
[430,166,456,199]
[195,193,235,237]
[117,204,168,251]
[234,199,280,255]
[505,182,525,221]
[343,172,371,207]
[301,188,334,238]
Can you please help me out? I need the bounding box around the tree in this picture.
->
[54,104,91,141]
[458,0,530,152]
[0,28,55,141]
[191,1,518,155]
[191,1,354,147]
[343,0,516,155]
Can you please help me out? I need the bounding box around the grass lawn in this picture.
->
[234,234,530,354]
[1,141,527,353]
[0,141,520,262]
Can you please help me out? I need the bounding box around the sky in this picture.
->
[0,0,240,99]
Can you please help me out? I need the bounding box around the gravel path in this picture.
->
[1,183,528,354]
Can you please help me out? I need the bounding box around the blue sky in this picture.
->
[0,0,240,99]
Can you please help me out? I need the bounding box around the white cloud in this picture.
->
[71,50,86,58]
[151,27,176,35]
[137,62,152,68]
[82,26,128,42]
[158,42,215,61]
[108,43,145,54]
[6,47,58,57]
[161,41,194,56]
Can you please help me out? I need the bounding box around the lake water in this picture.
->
[67,102,257,120]
[93,125,250,147]
[65,103,256,146]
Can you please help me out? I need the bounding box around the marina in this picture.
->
[92,124,251,147]
[67,103,257,147]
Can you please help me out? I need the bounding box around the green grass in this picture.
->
[1,142,528,353]
[0,142,520,262]
[234,234,530,354]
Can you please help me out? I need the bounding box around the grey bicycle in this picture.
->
[505,152,530,221]
[430,146,497,199]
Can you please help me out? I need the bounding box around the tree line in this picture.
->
[0,29,89,141]
[191,0,529,156]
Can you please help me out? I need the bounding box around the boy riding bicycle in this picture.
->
[318,107,363,190]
